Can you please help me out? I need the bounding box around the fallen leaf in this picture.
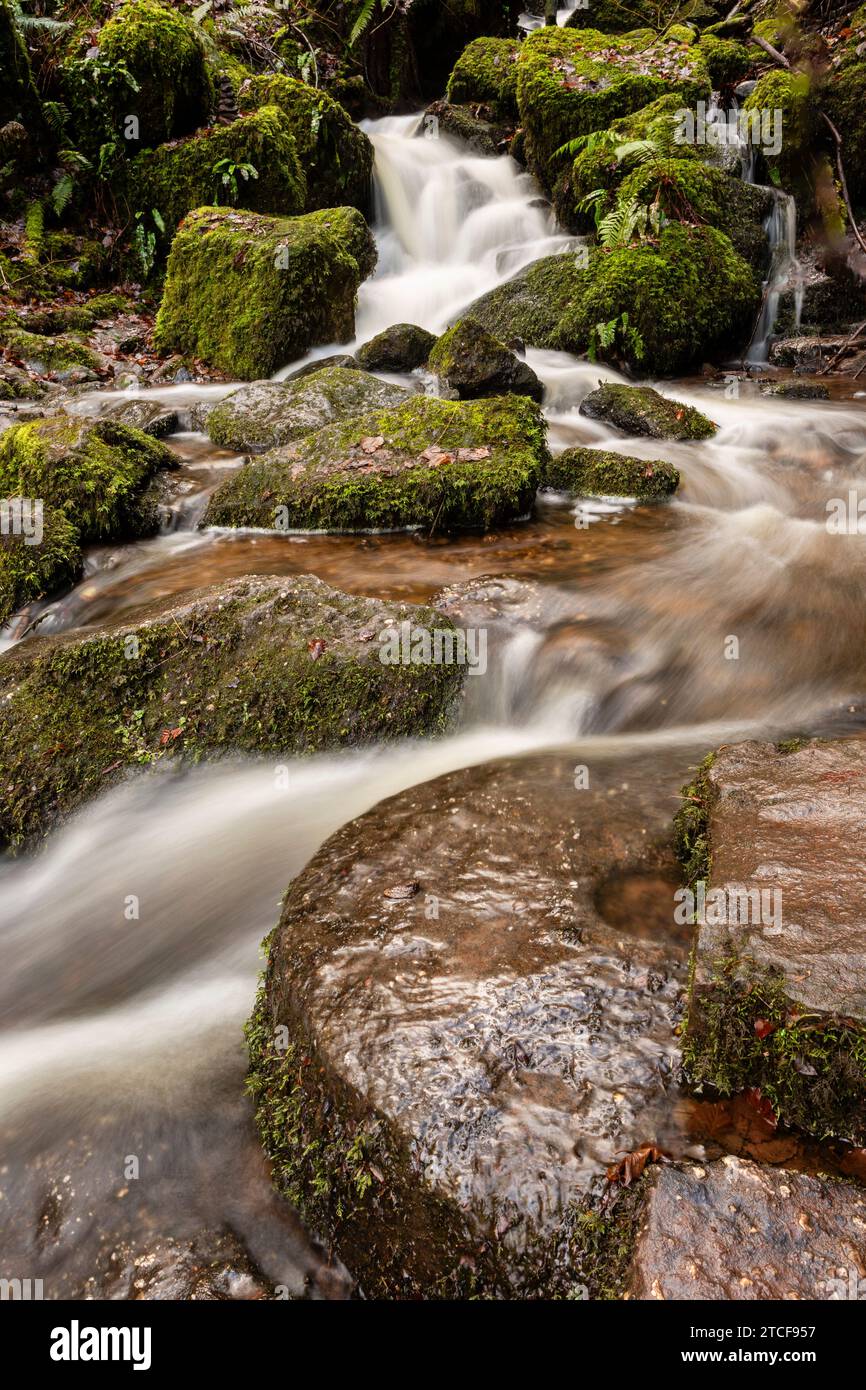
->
[308,638,326,660]
[606,1142,666,1186]
[745,1087,778,1129]
[754,1017,776,1039]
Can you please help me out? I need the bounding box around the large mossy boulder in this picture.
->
[0,505,82,626]
[0,575,465,847]
[469,223,759,375]
[153,206,377,380]
[516,26,710,186]
[744,69,816,212]
[821,13,866,208]
[203,394,548,535]
[68,0,214,151]
[128,107,307,239]
[428,318,542,401]
[579,384,716,440]
[237,74,373,214]
[543,445,679,499]
[0,416,178,543]
[247,752,689,1298]
[207,368,409,454]
[445,36,521,119]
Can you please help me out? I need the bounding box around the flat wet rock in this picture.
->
[206,367,409,454]
[630,1155,866,1300]
[250,753,690,1297]
[682,738,866,1144]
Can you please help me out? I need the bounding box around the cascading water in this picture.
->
[2,113,866,1299]
[747,189,804,363]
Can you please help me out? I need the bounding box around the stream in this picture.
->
[2,114,866,1299]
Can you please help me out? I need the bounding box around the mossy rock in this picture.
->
[423,99,513,157]
[0,574,465,847]
[69,0,214,151]
[428,317,543,401]
[470,223,758,375]
[0,362,42,400]
[355,323,437,372]
[445,36,521,118]
[822,15,866,209]
[127,106,307,240]
[0,415,177,544]
[203,394,548,535]
[616,162,772,272]
[237,73,373,214]
[207,367,409,454]
[516,26,710,185]
[12,305,97,336]
[579,383,716,439]
[0,323,99,375]
[565,224,759,374]
[696,34,753,88]
[544,445,679,499]
[743,69,816,212]
[0,504,82,626]
[564,0,722,33]
[153,206,377,380]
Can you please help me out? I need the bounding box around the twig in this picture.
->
[822,321,866,373]
[820,111,866,257]
[752,34,791,68]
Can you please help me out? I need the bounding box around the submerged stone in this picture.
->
[206,368,409,454]
[248,753,689,1298]
[579,384,716,440]
[679,738,866,1144]
[0,415,177,543]
[202,394,547,535]
[629,1156,866,1300]
[153,206,377,381]
[428,317,543,401]
[544,445,679,499]
[0,574,464,846]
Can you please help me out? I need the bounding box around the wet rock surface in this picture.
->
[251,752,691,1297]
[206,368,409,454]
[579,384,717,441]
[355,323,437,373]
[429,316,543,402]
[683,738,866,1144]
[630,1155,866,1300]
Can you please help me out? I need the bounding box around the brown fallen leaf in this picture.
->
[159,727,183,747]
[754,1017,775,1039]
[308,638,326,660]
[606,1142,666,1186]
[745,1087,778,1129]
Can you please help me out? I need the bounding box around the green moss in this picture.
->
[355,323,436,372]
[428,317,542,400]
[581,382,717,439]
[0,416,176,543]
[822,24,866,209]
[13,305,96,336]
[153,205,376,380]
[696,34,753,87]
[203,394,548,535]
[544,445,679,499]
[673,750,716,892]
[74,0,214,150]
[556,223,759,374]
[206,367,407,453]
[445,37,521,118]
[615,161,772,270]
[127,106,307,238]
[516,26,710,184]
[0,324,98,373]
[0,575,464,846]
[466,251,586,350]
[0,506,82,625]
[237,74,373,213]
[743,69,815,207]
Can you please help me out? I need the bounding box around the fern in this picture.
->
[553,129,617,162]
[349,0,378,47]
[51,174,74,217]
[598,196,645,249]
[42,101,69,137]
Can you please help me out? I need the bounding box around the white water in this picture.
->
[3,111,866,1299]
[747,189,804,363]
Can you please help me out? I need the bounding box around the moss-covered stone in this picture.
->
[0,574,465,847]
[70,0,214,151]
[743,69,815,209]
[237,73,373,213]
[516,26,710,185]
[563,0,721,33]
[429,317,542,401]
[696,34,752,88]
[423,98,513,156]
[207,367,408,454]
[822,10,866,209]
[203,394,548,535]
[470,223,758,375]
[544,445,679,499]
[0,415,177,543]
[153,205,376,380]
[580,383,716,439]
[355,323,436,372]
[445,36,521,118]
[127,106,307,239]
[0,322,99,375]
[0,504,82,626]
[617,162,772,271]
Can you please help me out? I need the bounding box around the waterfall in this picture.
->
[746,190,803,364]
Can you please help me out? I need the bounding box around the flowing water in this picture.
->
[3,115,866,1299]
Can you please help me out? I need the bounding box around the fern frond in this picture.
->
[349,0,378,46]
[51,174,74,217]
